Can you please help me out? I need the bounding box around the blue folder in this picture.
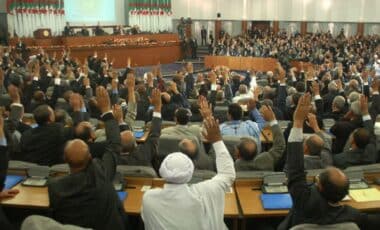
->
[260,193,293,210]
[4,175,24,189]
[117,191,128,202]
[134,131,145,139]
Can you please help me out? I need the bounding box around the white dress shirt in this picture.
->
[141,141,236,230]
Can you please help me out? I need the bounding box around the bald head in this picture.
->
[75,122,95,142]
[178,139,198,159]
[317,167,349,203]
[304,134,324,156]
[64,139,91,173]
[120,130,136,153]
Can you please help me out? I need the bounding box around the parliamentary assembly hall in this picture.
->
[0,0,379,229]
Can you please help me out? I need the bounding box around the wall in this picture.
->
[66,0,127,26]
[0,0,5,13]
[172,0,380,23]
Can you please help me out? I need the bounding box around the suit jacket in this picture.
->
[278,137,380,230]
[48,113,126,230]
[235,124,285,171]
[19,123,66,166]
[201,29,207,38]
[119,116,161,168]
[370,94,380,121]
[333,118,377,168]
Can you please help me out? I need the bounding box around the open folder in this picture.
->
[4,175,24,189]
[349,188,380,202]
[260,193,293,210]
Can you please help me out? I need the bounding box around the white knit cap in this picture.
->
[159,152,194,184]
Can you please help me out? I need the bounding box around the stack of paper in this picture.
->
[349,188,380,202]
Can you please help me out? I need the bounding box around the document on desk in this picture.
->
[349,188,380,202]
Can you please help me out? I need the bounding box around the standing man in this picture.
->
[201,26,207,46]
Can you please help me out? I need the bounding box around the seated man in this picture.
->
[235,105,285,171]
[20,105,67,166]
[161,108,206,156]
[334,95,377,168]
[119,89,162,168]
[301,113,333,170]
[220,103,264,152]
[232,84,253,103]
[142,116,235,230]
[178,138,215,171]
[48,87,127,230]
[278,93,380,230]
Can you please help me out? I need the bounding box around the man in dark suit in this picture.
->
[80,25,90,37]
[48,86,127,230]
[200,26,207,46]
[0,116,19,230]
[63,22,74,36]
[94,22,105,36]
[119,88,162,169]
[278,93,380,230]
[369,78,380,121]
[333,95,378,168]
[19,105,66,166]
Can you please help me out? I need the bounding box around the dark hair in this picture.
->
[75,126,92,142]
[306,136,323,156]
[175,108,190,125]
[33,105,51,126]
[295,82,306,93]
[54,109,66,124]
[353,128,370,149]
[319,170,349,203]
[228,103,243,120]
[237,138,257,161]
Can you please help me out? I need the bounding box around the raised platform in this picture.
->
[10,34,182,68]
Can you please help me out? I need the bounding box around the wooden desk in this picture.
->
[224,189,240,218]
[236,184,380,218]
[235,185,288,218]
[136,130,150,143]
[0,184,49,209]
[205,56,311,72]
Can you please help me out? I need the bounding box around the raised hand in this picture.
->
[307,113,320,132]
[311,81,320,96]
[113,104,124,124]
[8,84,20,104]
[359,94,369,116]
[198,95,212,119]
[202,116,222,144]
[126,73,135,89]
[260,105,276,122]
[149,88,162,112]
[96,86,111,114]
[70,93,82,112]
[293,93,311,128]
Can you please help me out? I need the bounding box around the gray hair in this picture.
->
[350,101,361,116]
[328,82,338,92]
[332,96,346,111]
[348,92,360,104]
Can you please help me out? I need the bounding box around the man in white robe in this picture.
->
[141,116,236,230]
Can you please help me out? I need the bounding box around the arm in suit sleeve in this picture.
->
[363,83,370,98]
[71,111,90,126]
[263,123,286,167]
[314,96,324,116]
[124,102,137,130]
[140,112,162,167]
[277,84,287,116]
[0,144,8,191]
[287,127,312,207]
[315,131,333,167]
[369,94,380,121]
[100,112,121,181]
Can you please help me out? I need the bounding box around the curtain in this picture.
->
[129,0,173,33]
[364,23,380,35]
[6,0,65,38]
[279,21,300,35]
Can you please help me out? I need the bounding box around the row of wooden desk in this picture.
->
[2,172,380,230]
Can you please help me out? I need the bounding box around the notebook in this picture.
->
[117,191,128,202]
[260,193,293,210]
[4,175,24,189]
[134,131,145,139]
[349,188,380,202]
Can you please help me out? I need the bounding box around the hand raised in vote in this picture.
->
[202,116,222,144]
[96,86,111,114]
